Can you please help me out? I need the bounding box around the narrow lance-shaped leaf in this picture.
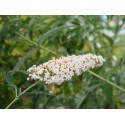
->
[0,68,14,85]
[120,51,125,68]
[0,68,18,97]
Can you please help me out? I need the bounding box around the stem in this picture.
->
[5,81,40,109]
[16,32,61,57]
[20,83,37,96]
[88,70,125,93]
[5,97,18,109]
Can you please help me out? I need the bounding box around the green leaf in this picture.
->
[76,83,101,109]
[102,33,113,44]
[11,49,34,74]
[73,75,81,93]
[115,73,121,83]
[120,51,125,68]
[63,82,71,100]
[0,68,18,97]
[0,68,14,85]
[37,25,69,45]
[77,41,84,50]
[102,83,113,103]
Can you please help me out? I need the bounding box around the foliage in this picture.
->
[1,15,125,109]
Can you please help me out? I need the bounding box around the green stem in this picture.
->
[20,83,37,96]
[5,81,40,109]
[88,70,125,93]
[5,97,18,109]
[16,32,61,57]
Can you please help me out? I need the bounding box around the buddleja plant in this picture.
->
[2,25,125,109]
[4,48,125,109]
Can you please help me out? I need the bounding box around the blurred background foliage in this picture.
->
[1,15,125,109]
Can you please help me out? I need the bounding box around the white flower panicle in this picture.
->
[27,54,105,93]
[27,54,105,85]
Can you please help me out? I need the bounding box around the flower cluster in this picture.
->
[27,54,105,86]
